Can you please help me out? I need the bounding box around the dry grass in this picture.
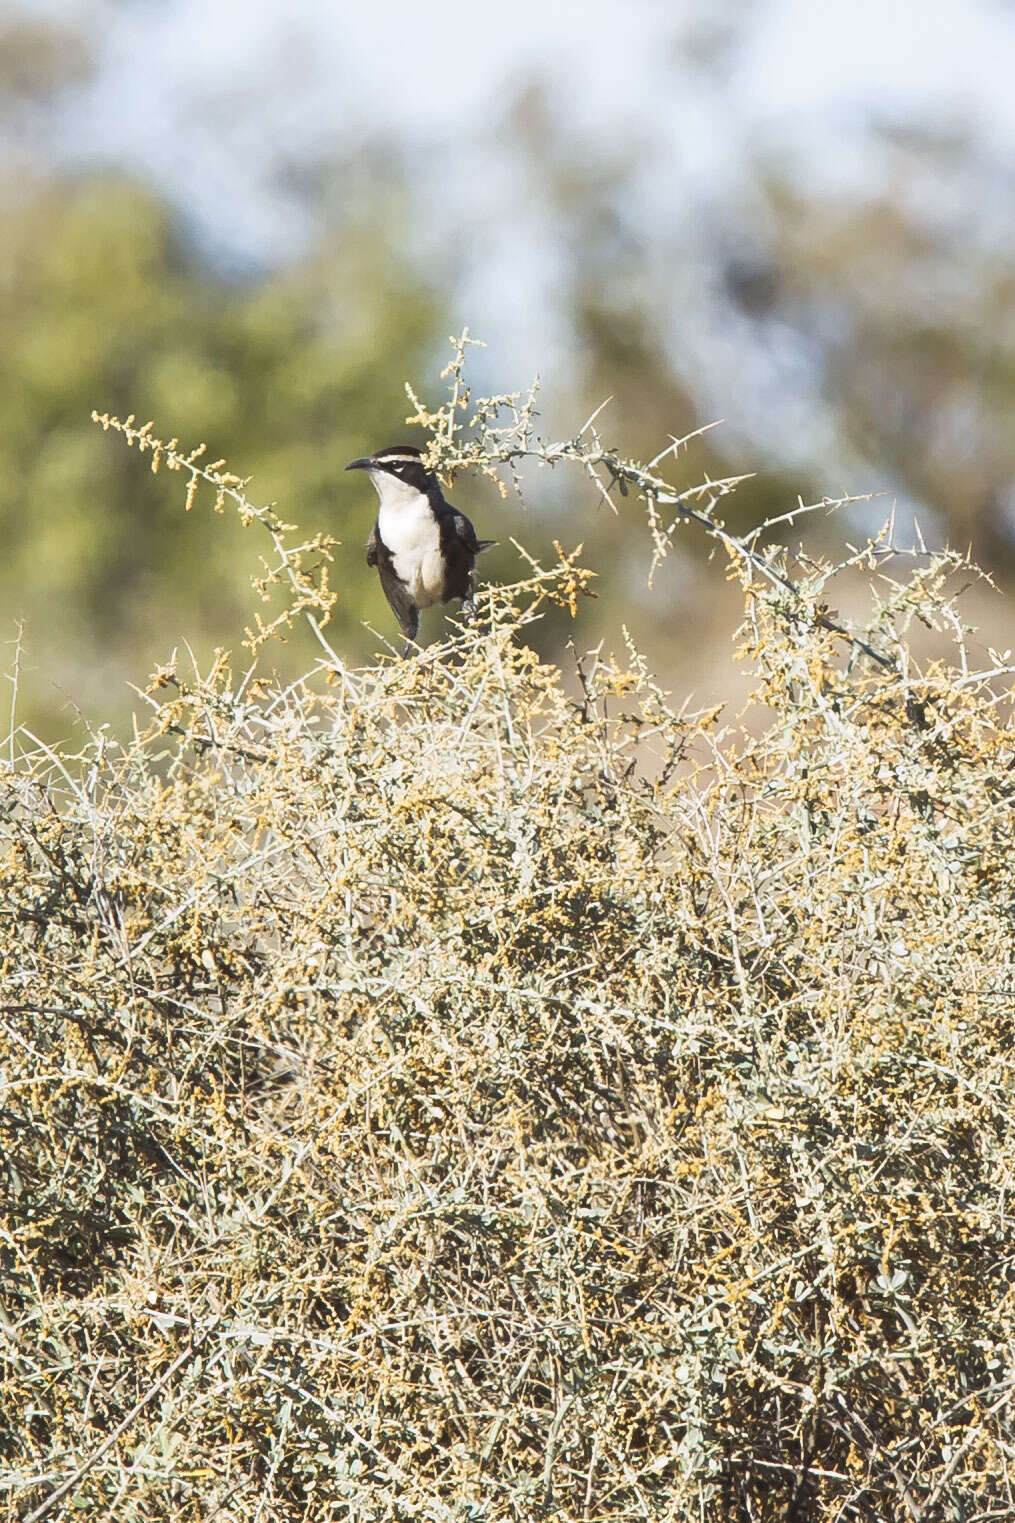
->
[2,345,1014,1520]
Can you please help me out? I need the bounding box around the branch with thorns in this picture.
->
[405,334,950,680]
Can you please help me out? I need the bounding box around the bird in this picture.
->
[346,444,495,653]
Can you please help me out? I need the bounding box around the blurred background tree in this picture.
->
[745,135,1015,570]
[0,170,445,733]
[1,3,1012,736]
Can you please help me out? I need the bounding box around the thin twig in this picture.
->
[22,1319,219,1523]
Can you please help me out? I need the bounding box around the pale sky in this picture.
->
[14,0,1014,264]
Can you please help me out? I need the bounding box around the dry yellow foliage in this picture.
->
[2,348,1014,1521]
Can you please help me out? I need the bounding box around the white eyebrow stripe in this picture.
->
[373,455,422,466]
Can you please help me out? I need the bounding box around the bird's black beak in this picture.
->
[345,457,371,472]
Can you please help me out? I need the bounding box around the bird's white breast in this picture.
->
[372,471,445,607]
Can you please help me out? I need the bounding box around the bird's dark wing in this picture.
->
[450,511,496,555]
[365,524,379,566]
[372,536,419,641]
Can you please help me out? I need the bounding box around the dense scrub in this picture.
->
[3,352,1014,1520]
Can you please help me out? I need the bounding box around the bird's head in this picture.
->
[346,445,437,506]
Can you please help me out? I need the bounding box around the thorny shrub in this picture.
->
[2,338,1014,1522]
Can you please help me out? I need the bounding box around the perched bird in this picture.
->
[346,445,494,652]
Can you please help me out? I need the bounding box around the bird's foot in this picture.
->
[460,597,478,625]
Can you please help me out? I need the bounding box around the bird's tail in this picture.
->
[476,539,497,554]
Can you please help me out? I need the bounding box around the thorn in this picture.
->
[577,396,614,436]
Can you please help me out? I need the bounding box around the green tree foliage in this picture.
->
[0,174,444,734]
